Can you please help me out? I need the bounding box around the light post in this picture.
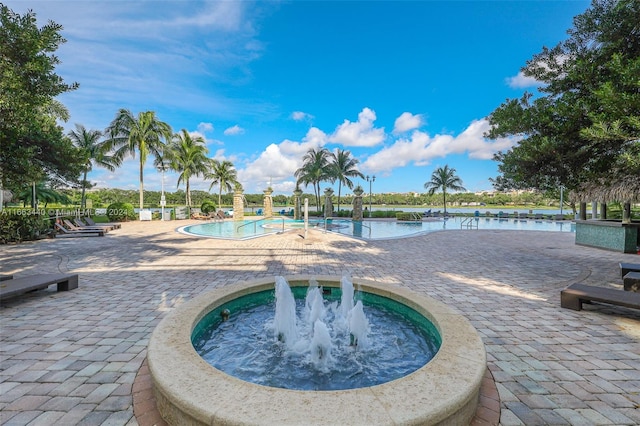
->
[366,175,375,216]
[559,185,564,216]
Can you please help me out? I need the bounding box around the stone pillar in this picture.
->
[352,188,364,221]
[579,202,587,221]
[233,190,244,221]
[293,189,303,220]
[263,188,273,217]
[600,203,607,220]
[324,188,334,218]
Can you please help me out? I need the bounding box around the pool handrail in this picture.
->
[235,216,286,235]
[323,217,371,237]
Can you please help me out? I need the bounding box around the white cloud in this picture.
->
[329,107,386,147]
[198,122,214,133]
[224,125,245,135]
[506,71,539,89]
[235,127,327,191]
[291,111,314,121]
[362,119,518,173]
[393,112,424,134]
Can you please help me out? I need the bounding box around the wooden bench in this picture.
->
[623,271,640,292]
[0,273,79,301]
[560,283,640,311]
[619,262,640,278]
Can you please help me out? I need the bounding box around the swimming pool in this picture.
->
[178,217,575,240]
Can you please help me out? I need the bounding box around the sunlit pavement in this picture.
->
[1,220,639,425]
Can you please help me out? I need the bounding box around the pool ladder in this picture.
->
[460,217,479,230]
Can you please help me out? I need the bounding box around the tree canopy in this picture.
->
[0,5,83,190]
[486,0,640,199]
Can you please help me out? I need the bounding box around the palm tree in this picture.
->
[103,109,172,209]
[164,129,209,206]
[330,149,364,213]
[206,159,239,208]
[423,165,467,215]
[18,182,72,209]
[68,124,117,208]
[294,148,332,210]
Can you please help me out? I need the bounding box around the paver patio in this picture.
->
[1,220,639,425]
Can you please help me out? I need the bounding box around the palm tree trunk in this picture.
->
[218,187,222,208]
[186,180,191,206]
[81,169,88,209]
[139,159,144,210]
[337,182,342,213]
[443,189,447,215]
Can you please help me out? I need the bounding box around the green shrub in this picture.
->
[396,212,422,221]
[106,202,136,222]
[372,210,402,218]
[0,210,51,244]
[201,200,217,214]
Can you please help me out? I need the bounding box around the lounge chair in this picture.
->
[85,217,121,229]
[534,213,545,220]
[620,262,640,278]
[561,282,640,312]
[55,222,104,237]
[215,210,226,220]
[191,212,208,220]
[554,214,565,220]
[74,218,113,232]
[64,219,109,233]
[0,273,78,301]
[256,208,263,216]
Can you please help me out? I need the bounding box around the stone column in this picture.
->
[352,188,364,221]
[600,203,607,220]
[263,188,273,217]
[233,190,244,221]
[293,188,303,220]
[324,188,334,218]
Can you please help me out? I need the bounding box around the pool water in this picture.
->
[178,217,575,240]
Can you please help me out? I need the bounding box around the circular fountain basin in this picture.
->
[148,276,487,425]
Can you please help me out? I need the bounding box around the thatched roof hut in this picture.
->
[574,175,640,203]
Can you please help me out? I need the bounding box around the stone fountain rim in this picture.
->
[147,275,487,426]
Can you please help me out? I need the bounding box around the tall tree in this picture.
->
[0,5,83,190]
[165,129,209,206]
[206,160,239,208]
[68,124,117,208]
[486,0,640,195]
[103,109,172,209]
[423,165,466,215]
[294,148,332,210]
[330,149,364,212]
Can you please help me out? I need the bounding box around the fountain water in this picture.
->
[274,276,297,345]
[148,275,486,425]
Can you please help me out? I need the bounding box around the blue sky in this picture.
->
[8,0,590,195]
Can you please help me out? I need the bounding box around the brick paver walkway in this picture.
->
[1,220,639,425]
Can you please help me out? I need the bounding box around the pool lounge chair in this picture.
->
[55,222,105,237]
[85,217,121,229]
[64,219,109,233]
[73,218,113,232]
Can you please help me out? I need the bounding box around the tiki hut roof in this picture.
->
[574,175,640,203]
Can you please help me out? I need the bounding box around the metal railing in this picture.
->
[460,217,479,230]
[235,216,286,235]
